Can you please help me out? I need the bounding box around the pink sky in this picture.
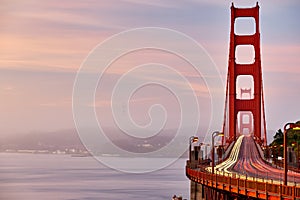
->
[0,0,299,142]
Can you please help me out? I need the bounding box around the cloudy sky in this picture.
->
[0,0,299,142]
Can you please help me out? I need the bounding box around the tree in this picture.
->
[271,129,283,146]
[269,129,284,157]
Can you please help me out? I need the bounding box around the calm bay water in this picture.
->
[0,153,189,200]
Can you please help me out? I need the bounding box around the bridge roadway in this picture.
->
[186,135,300,199]
[214,135,300,184]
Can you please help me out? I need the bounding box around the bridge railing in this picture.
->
[186,166,300,199]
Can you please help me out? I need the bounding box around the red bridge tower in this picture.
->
[225,3,266,145]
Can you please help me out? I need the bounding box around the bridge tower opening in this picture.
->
[223,2,267,146]
[239,88,253,135]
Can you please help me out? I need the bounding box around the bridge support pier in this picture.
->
[203,185,241,200]
[190,181,204,200]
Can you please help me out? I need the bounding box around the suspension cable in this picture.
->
[222,70,230,145]
[261,67,267,146]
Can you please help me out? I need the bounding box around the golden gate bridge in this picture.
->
[186,2,300,200]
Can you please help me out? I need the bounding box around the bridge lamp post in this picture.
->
[205,144,210,160]
[211,131,224,174]
[283,123,300,185]
[199,142,208,161]
[200,143,210,160]
[189,136,199,162]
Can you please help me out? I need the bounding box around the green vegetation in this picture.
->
[269,121,300,157]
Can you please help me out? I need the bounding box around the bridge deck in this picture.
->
[186,135,300,199]
[216,135,300,183]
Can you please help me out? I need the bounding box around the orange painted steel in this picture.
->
[227,3,265,145]
[186,167,299,200]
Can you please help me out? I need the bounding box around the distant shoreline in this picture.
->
[0,151,188,159]
[0,149,91,156]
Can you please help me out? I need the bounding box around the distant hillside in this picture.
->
[0,129,84,151]
[0,128,203,157]
[0,128,276,156]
